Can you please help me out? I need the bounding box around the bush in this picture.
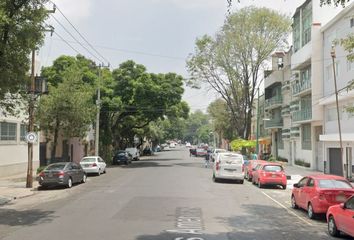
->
[295,159,311,168]
[268,155,277,162]
[36,166,46,174]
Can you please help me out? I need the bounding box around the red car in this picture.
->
[327,195,354,238]
[291,174,354,219]
[245,160,267,181]
[252,162,287,189]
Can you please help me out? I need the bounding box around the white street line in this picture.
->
[261,191,313,226]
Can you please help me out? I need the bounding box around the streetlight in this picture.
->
[331,45,347,178]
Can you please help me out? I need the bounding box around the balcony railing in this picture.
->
[265,118,283,128]
[292,108,312,122]
[265,95,283,109]
[292,79,311,96]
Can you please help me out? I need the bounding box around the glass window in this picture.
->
[20,124,27,141]
[302,124,311,150]
[301,2,312,46]
[81,158,96,162]
[318,179,353,189]
[293,14,301,52]
[0,122,17,141]
[347,59,354,71]
[351,18,354,28]
[307,178,314,187]
[263,165,283,172]
[278,130,284,150]
[45,163,66,170]
[298,177,308,187]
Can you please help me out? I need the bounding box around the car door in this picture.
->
[338,196,354,236]
[294,177,309,208]
[66,163,75,182]
[71,163,80,182]
[303,177,315,206]
[99,157,106,172]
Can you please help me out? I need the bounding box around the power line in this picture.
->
[51,1,110,65]
[51,14,103,63]
[54,31,81,55]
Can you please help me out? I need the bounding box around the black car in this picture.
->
[113,150,132,165]
[38,162,86,188]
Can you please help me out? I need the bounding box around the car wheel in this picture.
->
[307,203,316,219]
[258,180,262,188]
[244,172,248,179]
[247,173,252,182]
[103,168,106,174]
[212,174,218,183]
[328,215,340,237]
[67,178,73,188]
[282,184,287,190]
[81,174,87,183]
[291,195,298,209]
[239,180,244,184]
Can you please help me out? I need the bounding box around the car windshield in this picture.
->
[263,165,283,172]
[81,158,96,162]
[318,179,353,189]
[45,163,66,171]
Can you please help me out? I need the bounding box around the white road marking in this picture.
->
[261,191,313,226]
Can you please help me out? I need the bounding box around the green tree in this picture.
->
[227,0,349,7]
[37,67,96,161]
[0,0,49,111]
[183,110,209,144]
[187,7,290,139]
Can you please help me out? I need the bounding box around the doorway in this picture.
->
[329,148,343,176]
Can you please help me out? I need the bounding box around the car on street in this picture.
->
[113,150,132,165]
[212,152,245,183]
[80,156,107,175]
[38,162,86,188]
[291,174,354,219]
[245,160,267,181]
[327,195,354,238]
[169,142,176,148]
[185,142,191,148]
[125,147,140,161]
[189,148,197,157]
[196,148,207,157]
[252,162,287,189]
[210,148,227,162]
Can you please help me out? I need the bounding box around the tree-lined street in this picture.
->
[1,146,350,240]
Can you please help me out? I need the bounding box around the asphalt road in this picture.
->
[0,146,352,240]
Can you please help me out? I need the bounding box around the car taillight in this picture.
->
[56,171,65,177]
[216,162,220,171]
[92,163,97,167]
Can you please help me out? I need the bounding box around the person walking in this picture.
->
[205,149,211,168]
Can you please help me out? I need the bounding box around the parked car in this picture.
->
[327,195,354,238]
[212,152,245,183]
[143,147,153,156]
[80,156,106,175]
[252,162,287,189]
[38,162,86,188]
[245,160,267,181]
[113,150,132,165]
[125,147,140,161]
[189,148,197,157]
[169,142,176,148]
[196,148,208,157]
[186,142,191,148]
[291,174,354,219]
[210,148,227,162]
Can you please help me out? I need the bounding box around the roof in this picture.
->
[307,174,347,180]
[321,1,354,32]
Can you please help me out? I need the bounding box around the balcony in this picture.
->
[282,128,290,138]
[292,108,312,123]
[292,79,311,97]
[281,105,290,116]
[265,95,283,110]
[265,118,283,129]
[281,80,290,91]
[290,126,300,138]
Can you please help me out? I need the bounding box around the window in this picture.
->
[351,18,354,28]
[327,107,342,121]
[263,165,283,172]
[346,197,354,210]
[298,177,309,187]
[293,14,301,52]
[347,59,354,71]
[335,61,340,77]
[302,124,311,150]
[318,179,352,189]
[307,178,314,187]
[20,124,27,141]
[301,2,312,46]
[0,122,17,141]
[278,130,284,149]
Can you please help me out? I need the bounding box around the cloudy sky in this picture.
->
[38,0,307,112]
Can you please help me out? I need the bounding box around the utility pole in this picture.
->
[331,45,347,179]
[95,63,109,156]
[256,88,260,158]
[26,50,36,188]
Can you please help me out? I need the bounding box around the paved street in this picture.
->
[0,146,352,240]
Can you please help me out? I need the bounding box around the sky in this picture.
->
[38,0,306,112]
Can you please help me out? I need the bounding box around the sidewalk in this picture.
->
[0,172,38,206]
[283,164,323,190]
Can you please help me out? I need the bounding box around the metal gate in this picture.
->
[329,148,343,176]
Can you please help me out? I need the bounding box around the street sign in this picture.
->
[26,132,38,143]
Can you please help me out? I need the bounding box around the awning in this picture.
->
[259,138,271,144]
[320,133,354,142]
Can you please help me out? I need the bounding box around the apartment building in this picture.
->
[319,3,354,178]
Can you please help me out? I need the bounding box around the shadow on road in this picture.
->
[0,208,56,226]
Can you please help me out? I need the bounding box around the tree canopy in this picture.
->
[0,0,49,111]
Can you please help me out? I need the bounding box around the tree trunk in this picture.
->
[51,116,60,162]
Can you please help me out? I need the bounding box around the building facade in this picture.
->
[319,2,354,178]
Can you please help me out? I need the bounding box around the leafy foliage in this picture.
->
[187,7,290,139]
[230,139,256,151]
[0,0,49,111]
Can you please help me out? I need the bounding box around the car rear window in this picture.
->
[318,179,353,189]
[81,158,96,162]
[263,165,283,172]
[221,155,243,164]
[46,163,66,170]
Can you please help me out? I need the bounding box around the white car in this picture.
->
[125,147,140,161]
[169,142,176,148]
[80,156,106,176]
[211,148,228,162]
[212,152,244,183]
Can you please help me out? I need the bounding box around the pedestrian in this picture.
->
[205,150,210,168]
